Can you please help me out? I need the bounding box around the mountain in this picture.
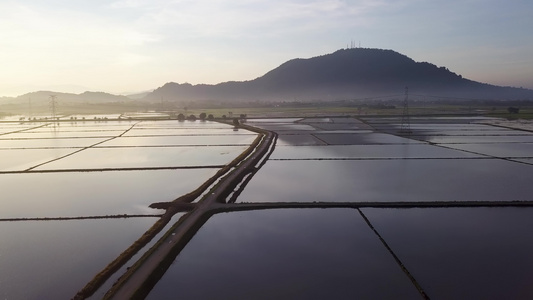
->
[145,48,533,102]
[2,91,132,104]
[126,90,154,100]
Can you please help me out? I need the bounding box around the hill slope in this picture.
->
[0,91,132,105]
[146,48,533,102]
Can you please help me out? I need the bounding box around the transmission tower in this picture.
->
[399,87,412,134]
[49,95,58,121]
[28,97,32,120]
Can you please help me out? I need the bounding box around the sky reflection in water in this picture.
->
[362,207,533,299]
[0,218,156,300]
[148,209,420,299]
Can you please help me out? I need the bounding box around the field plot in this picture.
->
[32,145,248,170]
[3,115,533,299]
[238,117,533,203]
[0,119,255,299]
[236,159,532,202]
[148,209,420,299]
[0,137,108,149]
[0,169,218,218]
[362,207,533,299]
[0,218,156,299]
[182,115,533,300]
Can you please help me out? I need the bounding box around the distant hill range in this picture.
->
[3,48,533,104]
[1,91,131,105]
[145,48,533,102]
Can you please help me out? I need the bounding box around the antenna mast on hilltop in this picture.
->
[399,87,412,134]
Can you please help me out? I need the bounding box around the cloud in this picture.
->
[1,0,531,94]
[0,2,159,88]
[112,0,388,39]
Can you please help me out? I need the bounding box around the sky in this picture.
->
[1,0,532,97]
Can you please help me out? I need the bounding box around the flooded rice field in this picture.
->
[0,169,218,218]
[0,217,156,299]
[362,207,533,299]
[0,118,256,299]
[2,115,533,299]
[147,209,421,299]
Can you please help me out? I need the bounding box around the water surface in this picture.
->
[237,159,533,203]
[0,137,107,149]
[270,144,481,160]
[0,148,77,171]
[362,207,533,299]
[34,146,248,170]
[441,143,533,158]
[97,135,257,147]
[0,217,156,300]
[148,209,420,299]
[0,169,218,218]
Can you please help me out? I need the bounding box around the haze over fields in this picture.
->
[0,0,532,97]
[3,48,533,109]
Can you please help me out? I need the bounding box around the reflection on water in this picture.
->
[0,218,156,300]
[148,209,420,299]
[0,137,108,149]
[97,135,257,147]
[441,142,533,158]
[276,134,326,146]
[0,169,218,218]
[0,118,258,299]
[123,128,256,136]
[313,132,423,145]
[362,207,533,299]
[0,148,77,171]
[421,135,533,144]
[3,130,126,139]
[270,144,481,160]
[237,159,533,203]
[33,146,249,170]
[2,116,532,299]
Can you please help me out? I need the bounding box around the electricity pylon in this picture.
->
[399,87,412,134]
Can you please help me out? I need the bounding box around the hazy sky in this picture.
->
[1,0,532,96]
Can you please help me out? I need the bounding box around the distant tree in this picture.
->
[177,113,185,121]
[199,112,207,120]
[207,114,214,120]
[508,107,520,114]
[188,114,197,121]
[222,115,227,119]
[232,118,240,126]
[239,114,247,119]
